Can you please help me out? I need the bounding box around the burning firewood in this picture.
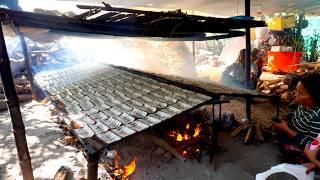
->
[104,154,138,180]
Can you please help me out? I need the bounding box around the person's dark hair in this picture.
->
[237,49,246,68]
[251,48,259,57]
[300,72,320,107]
[239,49,246,60]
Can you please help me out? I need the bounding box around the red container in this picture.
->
[267,51,303,73]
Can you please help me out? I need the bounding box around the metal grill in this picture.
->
[35,64,212,145]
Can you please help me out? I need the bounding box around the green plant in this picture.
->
[292,34,305,52]
[305,34,319,62]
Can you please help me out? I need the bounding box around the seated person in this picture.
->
[251,48,263,78]
[250,48,259,89]
[272,72,320,163]
[220,49,257,89]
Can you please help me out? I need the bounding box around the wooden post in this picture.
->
[245,0,252,121]
[0,23,34,179]
[18,31,38,99]
[245,0,251,89]
[86,151,100,180]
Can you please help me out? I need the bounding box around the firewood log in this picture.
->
[280,92,289,100]
[265,79,282,87]
[269,83,281,90]
[307,63,317,69]
[261,89,271,95]
[275,85,289,94]
[255,123,264,143]
[53,166,70,180]
[275,88,287,95]
[152,136,186,162]
[230,122,249,137]
[279,85,289,90]
[243,125,253,145]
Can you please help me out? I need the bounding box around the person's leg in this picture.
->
[276,132,307,163]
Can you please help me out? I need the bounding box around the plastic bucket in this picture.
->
[267,51,303,73]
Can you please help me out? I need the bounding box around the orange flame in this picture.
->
[168,123,202,142]
[176,133,183,141]
[184,131,190,140]
[112,153,138,180]
[193,124,202,138]
[123,157,138,179]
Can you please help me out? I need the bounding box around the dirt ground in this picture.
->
[0,98,283,180]
[0,101,86,180]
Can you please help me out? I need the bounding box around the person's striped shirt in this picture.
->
[291,105,320,147]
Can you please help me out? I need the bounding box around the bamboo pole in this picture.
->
[0,23,34,179]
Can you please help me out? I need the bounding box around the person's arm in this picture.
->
[272,119,316,147]
[305,145,320,166]
[222,64,235,76]
[304,144,320,174]
[221,64,235,83]
[272,119,297,137]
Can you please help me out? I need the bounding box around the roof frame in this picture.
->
[0,3,266,40]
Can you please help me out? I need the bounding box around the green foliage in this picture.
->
[292,34,305,52]
[305,34,320,62]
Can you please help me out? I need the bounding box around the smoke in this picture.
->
[41,36,198,79]
[3,26,249,91]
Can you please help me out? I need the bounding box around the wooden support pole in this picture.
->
[210,100,218,161]
[245,0,251,89]
[18,31,38,99]
[86,151,100,180]
[245,0,252,122]
[0,23,34,179]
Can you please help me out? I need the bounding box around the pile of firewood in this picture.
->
[0,74,32,111]
[257,62,320,102]
[296,62,320,74]
[257,78,292,100]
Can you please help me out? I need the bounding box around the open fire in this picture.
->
[168,123,202,143]
[161,109,212,161]
[101,153,137,180]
